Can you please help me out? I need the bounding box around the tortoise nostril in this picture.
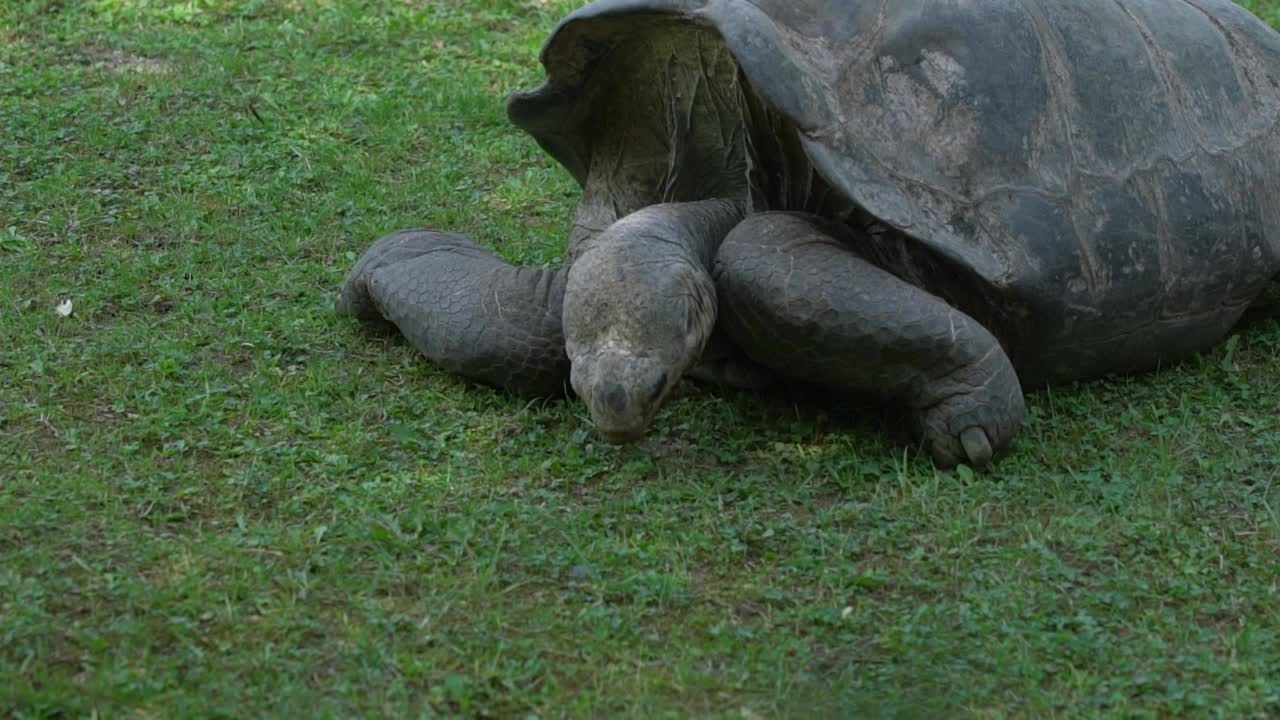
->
[602,383,629,415]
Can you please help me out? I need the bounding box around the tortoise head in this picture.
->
[562,210,718,443]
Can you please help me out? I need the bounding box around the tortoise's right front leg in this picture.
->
[714,213,1025,468]
[338,230,570,397]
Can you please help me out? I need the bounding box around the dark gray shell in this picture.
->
[510,0,1280,383]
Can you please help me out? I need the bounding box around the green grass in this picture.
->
[2,0,1279,717]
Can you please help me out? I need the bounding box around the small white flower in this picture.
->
[55,299,73,317]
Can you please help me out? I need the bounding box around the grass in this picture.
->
[2,0,1279,717]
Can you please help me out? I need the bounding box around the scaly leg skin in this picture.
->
[713,213,1025,468]
[337,230,570,397]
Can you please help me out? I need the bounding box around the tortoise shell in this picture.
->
[509,0,1280,383]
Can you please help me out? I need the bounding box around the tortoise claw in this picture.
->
[960,426,993,468]
[914,340,1026,469]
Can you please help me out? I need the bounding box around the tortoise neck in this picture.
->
[572,199,747,274]
[643,199,747,268]
[672,198,749,269]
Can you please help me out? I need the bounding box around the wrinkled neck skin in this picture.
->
[564,199,746,441]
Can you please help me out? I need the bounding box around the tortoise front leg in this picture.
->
[713,213,1025,467]
[338,230,569,397]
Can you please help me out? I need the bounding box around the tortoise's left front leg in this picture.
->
[338,229,570,397]
[714,213,1025,467]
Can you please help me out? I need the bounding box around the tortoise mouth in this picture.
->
[570,351,670,443]
[599,427,647,445]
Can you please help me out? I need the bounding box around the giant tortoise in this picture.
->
[339,0,1280,467]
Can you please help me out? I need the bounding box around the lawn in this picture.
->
[2,0,1279,717]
